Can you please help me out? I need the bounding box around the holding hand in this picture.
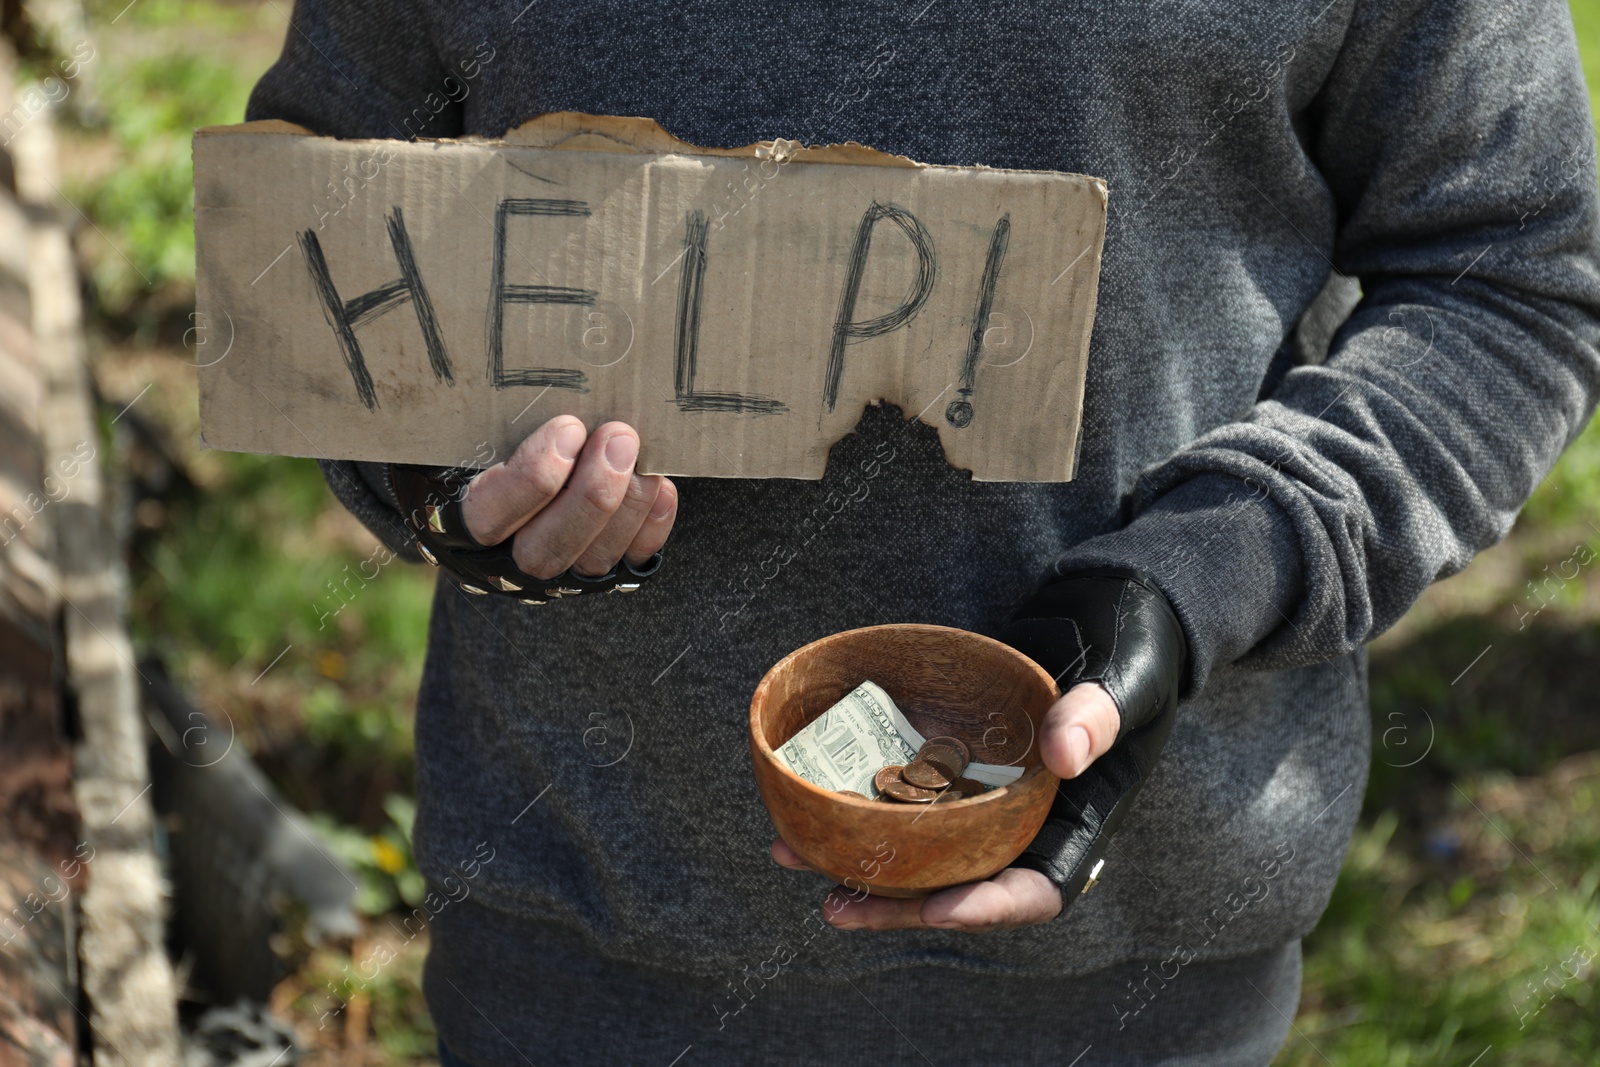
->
[771,567,1187,933]
[770,682,1121,932]
[390,415,679,599]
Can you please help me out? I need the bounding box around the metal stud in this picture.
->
[1080,858,1105,894]
[544,588,565,599]
[556,586,583,597]
[460,583,489,596]
[518,597,548,606]
[417,543,440,566]
[425,504,446,535]
[611,581,642,593]
[490,575,523,593]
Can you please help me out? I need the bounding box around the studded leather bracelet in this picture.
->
[388,463,664,604]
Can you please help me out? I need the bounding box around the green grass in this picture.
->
[1279,765,1600,1066]
[1574,0,1600,123]
[65,1,280,332]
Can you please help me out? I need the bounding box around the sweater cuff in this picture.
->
[318,458,426,564]
[1050,473,1303,696]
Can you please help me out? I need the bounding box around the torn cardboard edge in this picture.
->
[193,112,1108,481]
[205,112,969,169]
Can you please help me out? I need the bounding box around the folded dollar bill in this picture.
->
[774,681,1027,798]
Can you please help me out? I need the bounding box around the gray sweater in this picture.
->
[246,0,1599,1024]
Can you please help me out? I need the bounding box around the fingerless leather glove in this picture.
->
[997,566,1188,907]
[388,463,663,603]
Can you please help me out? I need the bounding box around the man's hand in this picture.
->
[459,415,678,578]
[774,842,1061,931]
[1036,680,1122,783]
[771,682,1119,932]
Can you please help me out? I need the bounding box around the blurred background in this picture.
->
[0,0,1595,1063]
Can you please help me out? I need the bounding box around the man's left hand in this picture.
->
[769,682,1119,932]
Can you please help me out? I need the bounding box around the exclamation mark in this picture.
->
[946,215,1011,428]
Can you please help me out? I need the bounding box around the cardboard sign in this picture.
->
[193,114,1107,481]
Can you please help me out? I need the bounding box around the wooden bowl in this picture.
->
[749,624,1060,897]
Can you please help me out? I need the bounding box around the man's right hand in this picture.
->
[458,415,678,580]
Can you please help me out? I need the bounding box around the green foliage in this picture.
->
[67,4,264,324]
[1574,0,1600,129]
[310,793,426,917]
[134,454,432,665]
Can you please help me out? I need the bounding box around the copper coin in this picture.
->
[923,736,971,766]
[922,751,963,782]
[881,778,940,803]
[900,758,953,789]
[873,766,906,798]
[919,742,967,780]
[951,777,987,797]
[927,789,965,804]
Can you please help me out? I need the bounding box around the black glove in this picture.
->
[387,463,663,604]
[996,566,1188,908]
